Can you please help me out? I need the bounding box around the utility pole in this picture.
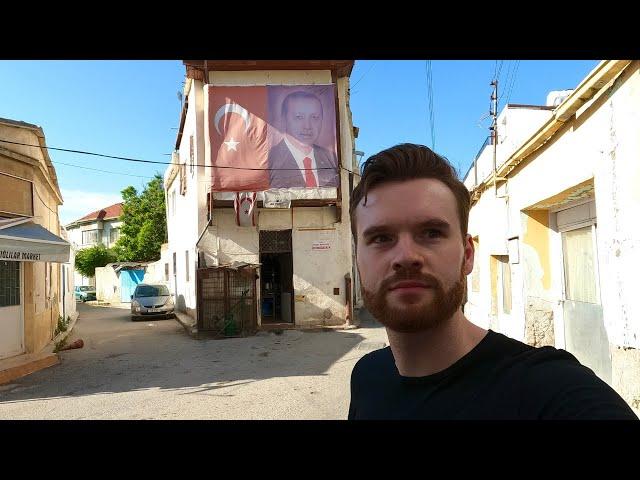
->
[490,79,498,196]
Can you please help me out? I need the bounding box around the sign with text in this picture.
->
[0,241,70,263]
[263,189,292,209]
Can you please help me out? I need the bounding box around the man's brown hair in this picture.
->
[349,143,471,242]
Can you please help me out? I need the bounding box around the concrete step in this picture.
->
[0,351,59,385]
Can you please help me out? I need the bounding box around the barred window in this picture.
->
[110,228,120,245]
[0,261,20,307]
[82,229,99,245]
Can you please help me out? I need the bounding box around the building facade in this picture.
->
[463,60,640,414]
[157,61,361,332]
[65,202,123,287]
[0,118,73,360]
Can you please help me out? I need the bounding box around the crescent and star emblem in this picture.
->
[214,103,251,152]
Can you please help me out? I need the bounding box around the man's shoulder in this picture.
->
[352,346,394,378]
[510,346,637,419]
[313,144,337,162]
[269,139,288,155]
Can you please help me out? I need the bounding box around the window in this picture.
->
[0,261,20,307]
[109,227,120,245]
[189,135,195,175]
[180,163,187,195]
[164,263,169,281]
[171,190,176,216]
[185,250,189,282]
[173,252,177,277]
[501,257,512,314]
[562,226,598,304]
[82,229,99,245]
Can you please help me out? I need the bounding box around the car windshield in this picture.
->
[135,285,170,297]
[79,286,93,291]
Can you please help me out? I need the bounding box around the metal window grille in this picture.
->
[82,229,99,245]
[259,230,292,253]
[0,261,20,307]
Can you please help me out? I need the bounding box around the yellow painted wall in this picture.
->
[1,127,64,355]
[523,210,551,291]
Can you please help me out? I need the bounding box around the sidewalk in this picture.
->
[0,310,79,386]
[173,309,363,339]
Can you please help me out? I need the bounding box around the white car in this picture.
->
[130,283,175,321]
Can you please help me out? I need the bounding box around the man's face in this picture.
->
[355,178,474,333]
[284,97,323,146]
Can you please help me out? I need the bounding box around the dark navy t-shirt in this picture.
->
[348,330,638,420]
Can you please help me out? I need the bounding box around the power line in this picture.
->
[351,61,377,94]
[497,60,504,81]
[504,60,520,106]
[0,138,337,171]
[426,60,436,150]
[53,160,157,179]
[6,141,360,186]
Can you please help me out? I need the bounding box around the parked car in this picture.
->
[75,285,96,302]
[130,283,175,321]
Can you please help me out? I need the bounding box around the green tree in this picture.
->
[114,173,167,262]
[74,244,118,278]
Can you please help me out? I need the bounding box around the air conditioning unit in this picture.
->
[546,89,574,107]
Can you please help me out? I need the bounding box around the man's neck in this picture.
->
[385,311,488,377]
[284,134,313,155]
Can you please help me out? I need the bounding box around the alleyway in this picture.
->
[0,303,387,419]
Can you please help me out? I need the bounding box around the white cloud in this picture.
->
[59,190,123,226]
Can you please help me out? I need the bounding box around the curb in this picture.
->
[174,311,198,337]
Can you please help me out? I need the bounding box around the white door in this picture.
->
[0,260,24,360]
[557,201,612,385]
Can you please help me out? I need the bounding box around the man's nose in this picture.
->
[391,235,424,272]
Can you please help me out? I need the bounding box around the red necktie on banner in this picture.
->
[303,157,317,187]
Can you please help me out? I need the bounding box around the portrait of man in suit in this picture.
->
[268,90,339,188]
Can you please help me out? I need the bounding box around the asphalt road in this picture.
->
[0,302,387,419]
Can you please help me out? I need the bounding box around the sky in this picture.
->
[0,59,599,226]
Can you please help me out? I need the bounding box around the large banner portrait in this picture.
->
[206,85,338,192]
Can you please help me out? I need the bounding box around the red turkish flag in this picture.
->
[206,86,270,191]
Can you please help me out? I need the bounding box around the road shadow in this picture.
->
[0,304,387,404]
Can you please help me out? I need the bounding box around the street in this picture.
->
[0,303,387,419]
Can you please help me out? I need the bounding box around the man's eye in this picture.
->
[422,229,442,239]
[371,235,392,244]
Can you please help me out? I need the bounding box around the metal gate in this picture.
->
[120,269,145,302]
[196,266,257,337]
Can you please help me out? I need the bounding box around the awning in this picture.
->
[0,219,70,263]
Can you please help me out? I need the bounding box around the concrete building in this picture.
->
[463,60,640,414]
[65,202,123,287]
[0,117,74,361]
[158,60,360,334]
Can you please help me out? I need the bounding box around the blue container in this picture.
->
[262,298,274,316]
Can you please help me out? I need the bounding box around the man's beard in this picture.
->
[361,264,466,333]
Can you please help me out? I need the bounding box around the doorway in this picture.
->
[556,200,612,385]
[0,260,24,359]
[259,230,294,325]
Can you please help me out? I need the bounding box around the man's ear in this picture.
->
[463,234,474,276]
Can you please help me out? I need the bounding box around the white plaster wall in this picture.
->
[166,68,355,327]
[468,62,640,349]
[164,82,201,315]
[95,266,120,303]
